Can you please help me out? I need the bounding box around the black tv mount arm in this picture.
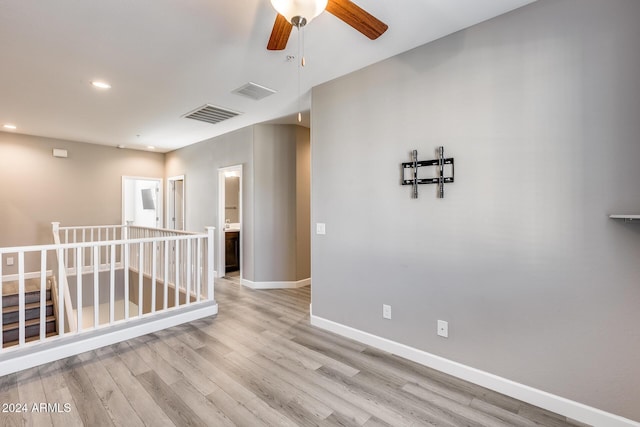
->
[401,147,454,199]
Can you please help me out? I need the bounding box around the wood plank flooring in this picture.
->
[0,278,588,426]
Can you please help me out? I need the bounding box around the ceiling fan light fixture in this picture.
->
[270,0,327,26]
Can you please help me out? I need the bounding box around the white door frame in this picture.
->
[121,176,163,228]
[166,175,185,230]
[218,165,242,278]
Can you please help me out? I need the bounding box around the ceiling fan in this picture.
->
[267,0,388,51]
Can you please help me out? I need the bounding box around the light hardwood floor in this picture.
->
[0,278,588,426]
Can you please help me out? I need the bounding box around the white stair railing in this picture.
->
[0,224,216,375]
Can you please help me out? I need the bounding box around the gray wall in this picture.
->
[254,124,311,282]
[165,127,256,280]
[67,270,125,308]
[0,132,164,273]
[296,126,311,280]
[311,0,640,421]
[166,123,310,283]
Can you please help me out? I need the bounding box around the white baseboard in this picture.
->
[310,314,640,427]
[241,278,310,290]
[0,301,218,377]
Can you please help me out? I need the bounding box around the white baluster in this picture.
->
[105,228,110,265]
[164,240,169,310]
[151,241,157,313]
[124,242,130,320]
[196,238,202,303]
[57,248,65,336]
[65,229,69,270]
[110,244,115,324]
[90,228,94,265]
[18,252,25,346]
[73,230,77,272]
[83,229,88,268]
[147,240,151,276]
[186,239,191,305]
[175,241,180,307]
[121,225,128,268]
[98,228,102,265]
[76,248,82,333]
[206,227,215,301]
[138,242,143,317]
[40,250,47,341]
[93,246,99,328]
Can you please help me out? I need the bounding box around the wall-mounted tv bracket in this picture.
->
[401,146,454,198]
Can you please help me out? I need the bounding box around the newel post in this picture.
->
[205,227,215,301]
[51,222,60,234]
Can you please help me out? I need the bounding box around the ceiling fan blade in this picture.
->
[267,14,293,50]
[326,0,388,40]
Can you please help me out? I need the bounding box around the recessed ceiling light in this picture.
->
[117,144,126,149]
[147,146,155,150]
[91,81,111,89]
[3,124,17,130]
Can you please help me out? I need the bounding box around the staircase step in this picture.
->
[3,302,54,325]
[2,319,56,344]
[1,277,52,296]
[3,315,56,332]
[2,331,58,348]
[3,300,53,314]
[2,290,52,309]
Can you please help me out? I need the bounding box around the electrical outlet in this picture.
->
[6,257,14,266]
[316,223,326,235]
[437,320,448,338]
[382,304,392,319]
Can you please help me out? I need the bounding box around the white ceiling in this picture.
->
[0,0,536,153]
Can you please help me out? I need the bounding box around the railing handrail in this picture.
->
[57,224,201,236]
[0,233,209,254]
[57,224,126,231]
[127,225,201,236]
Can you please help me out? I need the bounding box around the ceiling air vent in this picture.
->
[183,104,241,125]
[232,82,276,101]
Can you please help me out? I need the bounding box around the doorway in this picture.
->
[167,175,185,230]
[122,177,163,228]
[218,165,242,280]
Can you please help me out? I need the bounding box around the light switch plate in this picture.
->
[316,223,326,235]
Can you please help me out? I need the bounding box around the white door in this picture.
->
[167,176,185,230]
[122,177,163,227]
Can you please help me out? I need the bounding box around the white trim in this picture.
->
[2,270,53,282]
[0,301,218,377]
[309,314,640,427]
[241,278,310,290]
[166,175,186,230]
